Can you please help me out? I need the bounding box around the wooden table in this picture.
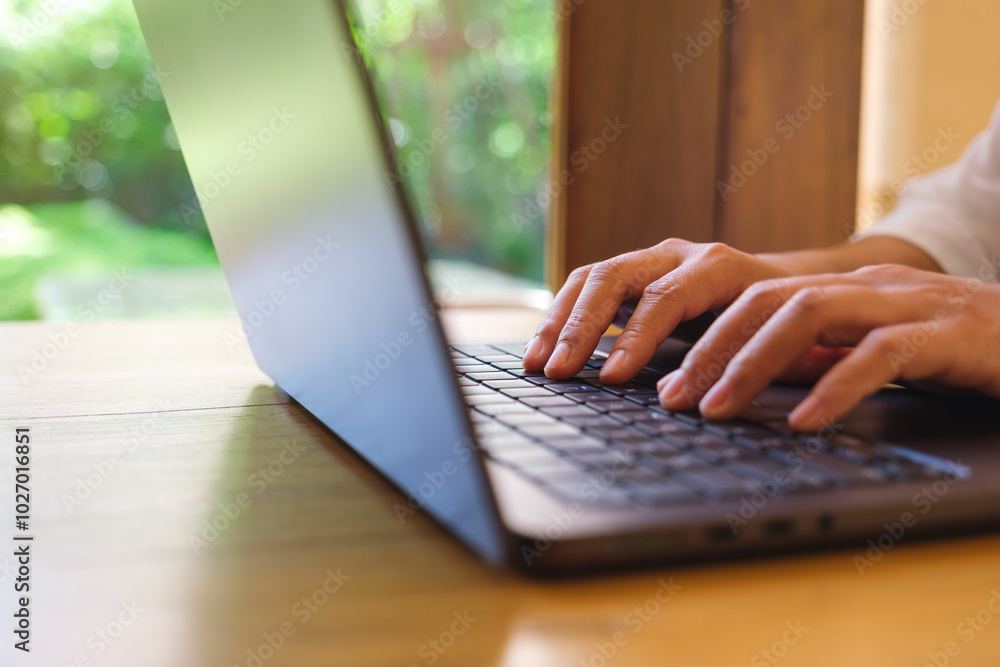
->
[3,311,1000,667]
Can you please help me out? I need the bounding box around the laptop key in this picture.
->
[633,420,701,440]
[475,353,520,363]
[673,411,703,427]
[544,435,612,454]
[465,393,517,406]
[673,469,758,498]
[517,422,584,439]
[488,343,530,357]
[476,402,534,416]
[483,378,536,390]
[539,382,602,394]
[521,396,576,408]
[501,386,556,399]
[541,404,602,419]
[798,452,889,485]
[640,452,715,474]
[595,383,660,398]
[632,370,665,387]
[562,391,603,403]
[467,371,516,381]
[586,425,650,442]
[619,440,685,456]
[544,479,633,507]
[452,344,501,356]
[608,410,658,425]
[563,414,623,429]
[585,399,639,413]
[824,434,880,464]
[500,413,566,428]
[461,384,499,396]
[572,449,638,469]
[629,481,701,506]
[455,364,496,374]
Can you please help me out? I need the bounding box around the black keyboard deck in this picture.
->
[451,343,954,508]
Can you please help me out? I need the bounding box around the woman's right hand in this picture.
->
[521,239,794,384]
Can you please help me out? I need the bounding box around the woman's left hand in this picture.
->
[657,264,1000,431]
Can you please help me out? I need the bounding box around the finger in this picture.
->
[773,346,851,384]
[662,275,934,412]
[696,284,935,419]
[658,275,812,410]
[544,247,682,378]
[601,254,742,384]
[788,322,956,431]
[522,265,592,371]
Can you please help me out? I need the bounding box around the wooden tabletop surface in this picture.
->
[2,310,1000,667]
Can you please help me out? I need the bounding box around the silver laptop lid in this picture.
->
[132,0,505,562]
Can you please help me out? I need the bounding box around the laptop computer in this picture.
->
[132,0,1000,573]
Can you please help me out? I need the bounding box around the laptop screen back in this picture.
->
[132,0,505,562]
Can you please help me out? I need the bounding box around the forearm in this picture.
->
[756,236,944,276]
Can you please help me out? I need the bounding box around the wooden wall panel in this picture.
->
[548,0,727,287]
[549,0,865,288]
[714,0,865,251]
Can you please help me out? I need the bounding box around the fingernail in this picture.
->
[699,379,730,414]
[523,336,543,360]
[601,350,626,378]
[658,371,685,403]
[545,342,571,372]
[789,396,821,429]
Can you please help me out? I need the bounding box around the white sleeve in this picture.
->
[853,100,1000,283]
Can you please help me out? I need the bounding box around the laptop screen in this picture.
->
[132,0,505,562]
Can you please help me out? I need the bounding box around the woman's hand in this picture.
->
[658,264,1000,431]
[522,239,794,383]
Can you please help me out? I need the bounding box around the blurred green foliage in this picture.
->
[348,0,554,279]
[0,0,554,320]
[0,0,199,228]
[0,200,219,320]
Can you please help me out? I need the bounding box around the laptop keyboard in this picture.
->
[451,343,957,508]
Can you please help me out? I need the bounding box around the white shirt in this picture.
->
[856,101,1000,283]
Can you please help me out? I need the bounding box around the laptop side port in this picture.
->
[705,524,738,543]
[762,519,794,538]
